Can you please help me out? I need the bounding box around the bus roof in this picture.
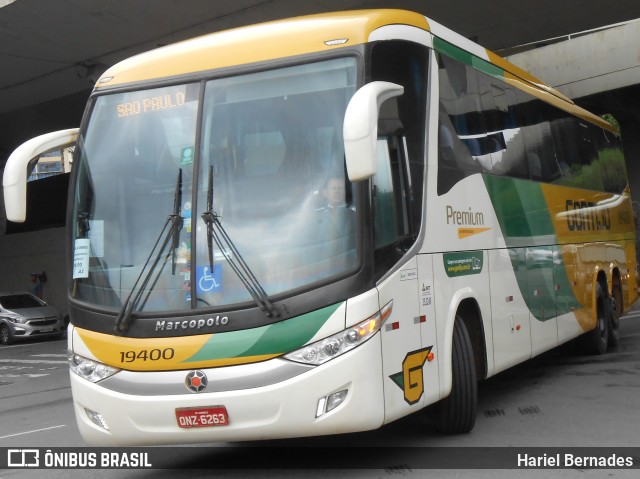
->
[95,9,614,133]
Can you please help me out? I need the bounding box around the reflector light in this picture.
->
[324,38,348,46]
[85,408,110,431]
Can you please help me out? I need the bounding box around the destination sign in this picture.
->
[116,91,186,117]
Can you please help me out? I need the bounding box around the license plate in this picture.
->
[176,406,229,428]
[40,327,54,333]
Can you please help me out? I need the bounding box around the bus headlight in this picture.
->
[68,351,120,383]
[284,301,392,366]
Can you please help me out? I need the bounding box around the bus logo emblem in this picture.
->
[185,370,208,393]
[389,346,433,405]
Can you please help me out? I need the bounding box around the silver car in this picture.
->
[0,292,65,345]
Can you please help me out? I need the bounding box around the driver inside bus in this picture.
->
[305,174,356,261]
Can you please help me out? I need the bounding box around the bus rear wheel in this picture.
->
[581,283,610,355]
[608,284,622,348]
[433,317,477,434]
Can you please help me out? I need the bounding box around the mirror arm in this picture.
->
[3,128,79,222]
[343,81,404,182]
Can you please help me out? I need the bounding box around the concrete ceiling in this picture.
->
[1,0,640,161]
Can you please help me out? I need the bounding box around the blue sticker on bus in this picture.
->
[196,265,222,294]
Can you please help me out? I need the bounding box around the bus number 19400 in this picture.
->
[119,348,175,363]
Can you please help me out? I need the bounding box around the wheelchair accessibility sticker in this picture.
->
[196,265,222,294]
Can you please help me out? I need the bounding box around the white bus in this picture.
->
[3,9,637,445]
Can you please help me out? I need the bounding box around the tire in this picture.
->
[0,324,13,346]
[608,284,622,348]
[433,317,477,434]
[581,283,610,355]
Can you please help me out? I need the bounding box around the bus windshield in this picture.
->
[72,57,358,314]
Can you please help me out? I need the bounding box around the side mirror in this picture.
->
[343,81,404,182]
[3,128,78,222]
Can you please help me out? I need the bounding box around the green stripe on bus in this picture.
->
[483,175,554,240]
[184,302,342,362]
[433,37,504,79]
[483,175,581,320]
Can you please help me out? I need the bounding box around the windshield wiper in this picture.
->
[171,169,183,274]
[201,165,280,318]
[113,169,183,334]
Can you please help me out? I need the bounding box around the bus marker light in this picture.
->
[316,397,327,418]
[427,352,435,362]
[324,38,348,46]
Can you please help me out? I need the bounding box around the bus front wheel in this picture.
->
[433,317,477,434]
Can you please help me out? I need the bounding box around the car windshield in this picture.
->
[0,294,43,309]
[71,57,358,314]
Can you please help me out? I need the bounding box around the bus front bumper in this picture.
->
[70,335,384,446]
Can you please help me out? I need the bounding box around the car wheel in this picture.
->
[0,324,13,345]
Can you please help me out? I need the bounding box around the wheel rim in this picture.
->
[597,301,607,344]
[0,326,8,344]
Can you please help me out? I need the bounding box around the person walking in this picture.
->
[30,273,43,299]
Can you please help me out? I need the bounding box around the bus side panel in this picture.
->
[432,250,492,398]
[378,258,433,424]
[526,244,559,356]
[488,248,532,375]
[556,243,587,343]
[417,253,440,405]
[623,238,639,309]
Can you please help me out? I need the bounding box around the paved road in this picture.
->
[1,303,640,478]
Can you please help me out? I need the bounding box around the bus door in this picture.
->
[373,131,438,424]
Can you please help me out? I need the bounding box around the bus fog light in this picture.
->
[326,389,348,412]
[315,389,348,418]
[84,408,110,431]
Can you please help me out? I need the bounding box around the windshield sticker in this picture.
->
[181,146,194,166]
[443,251,483,277]
[88,219,104,257]
[196,265,222,294]
[73,239,91,279]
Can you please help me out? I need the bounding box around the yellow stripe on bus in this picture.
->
[76,328,213,371]
[97,10,430,88]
